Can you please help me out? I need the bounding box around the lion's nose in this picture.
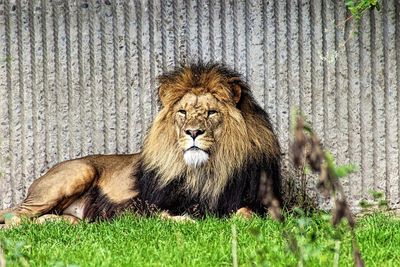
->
[185,129,205,139]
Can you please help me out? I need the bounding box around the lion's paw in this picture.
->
[4,213,22,227]
[160,212,196,223]
[35,214,80,225]
[235,207,254,219]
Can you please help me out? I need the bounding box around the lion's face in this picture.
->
[173,92,224,167]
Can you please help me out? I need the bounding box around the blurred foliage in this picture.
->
[345,0,380,21]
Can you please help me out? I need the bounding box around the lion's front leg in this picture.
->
[0,159,97,226]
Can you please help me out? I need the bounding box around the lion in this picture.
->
[0,63,282,226]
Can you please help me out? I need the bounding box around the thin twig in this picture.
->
[333,240,341,267]
[0,246,5,267]
[231,224,238,267]
[335,15,354,27]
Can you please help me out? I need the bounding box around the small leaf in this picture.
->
[359,199,373,209]
[378,199,388,207]
[345,0,354,7]
[369,190,383,200]
[334,164,358,178]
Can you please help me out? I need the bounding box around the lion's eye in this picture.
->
[178,110,186,116]
[208,110,218,116]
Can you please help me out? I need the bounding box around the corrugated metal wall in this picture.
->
[0,0,399,210]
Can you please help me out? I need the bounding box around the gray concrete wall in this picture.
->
[0,0,399,210]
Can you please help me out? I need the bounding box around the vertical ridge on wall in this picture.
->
[39,0,46,169]
[90,0,105,154]
[40,0,50,168]
[396,0,400,201]
[212,0,222,62]
[219,0,225,64]
[264,1,276,132]
[275,0,289,152]
[67,1,82,159]
[52,1,64,162]
[204,0,212,62]
[159,0,167,69]
[28,0,37,181]
[0,0,399,210]
[124,0,133,153]
[360,10,373,197]
[152,0,163,114]
[310,0,324,141]
[135,0,146,145]
[187,0,198,62]
[347,18,362,203]
[141,0,152,123]
[383,0,399,206]
[78,1,92,156]
[0,0,11,208]
[298,0,312,121]
[244,0,250,82]
[102,2,116,153]
[114,1,127,153]
[222,1,233,67]
[16,0,25,194]
[18,0,33,193]
[334,1,350,194]
[196,0,202,61]
[232,0,238,70]
[198,0,209,62]
[323,0,337,153]
[287,0,300,113]
[372,7,386,195]
[127,0,142,152]
[248,0,264,107]
[8,0,22,205]
[234,1,246,78]
[172,0,179,65]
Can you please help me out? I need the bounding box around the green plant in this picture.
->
[345,0,380,21]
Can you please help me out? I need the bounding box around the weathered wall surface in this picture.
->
[0,0,399,210]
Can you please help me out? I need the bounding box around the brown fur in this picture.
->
[0,63,282,224]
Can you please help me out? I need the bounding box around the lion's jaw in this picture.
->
[183,148,209,167]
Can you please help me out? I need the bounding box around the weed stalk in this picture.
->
[291,113,364,267]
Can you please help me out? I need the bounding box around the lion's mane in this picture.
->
[135,63,282,217]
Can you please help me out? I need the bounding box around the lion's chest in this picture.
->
[136,163,264,217]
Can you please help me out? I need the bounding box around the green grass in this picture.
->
[0,213,399,267]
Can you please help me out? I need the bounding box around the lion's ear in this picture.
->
[228,77,243,104]
[158,84,169,106]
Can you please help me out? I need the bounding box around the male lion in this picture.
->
[0,63,282,225]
